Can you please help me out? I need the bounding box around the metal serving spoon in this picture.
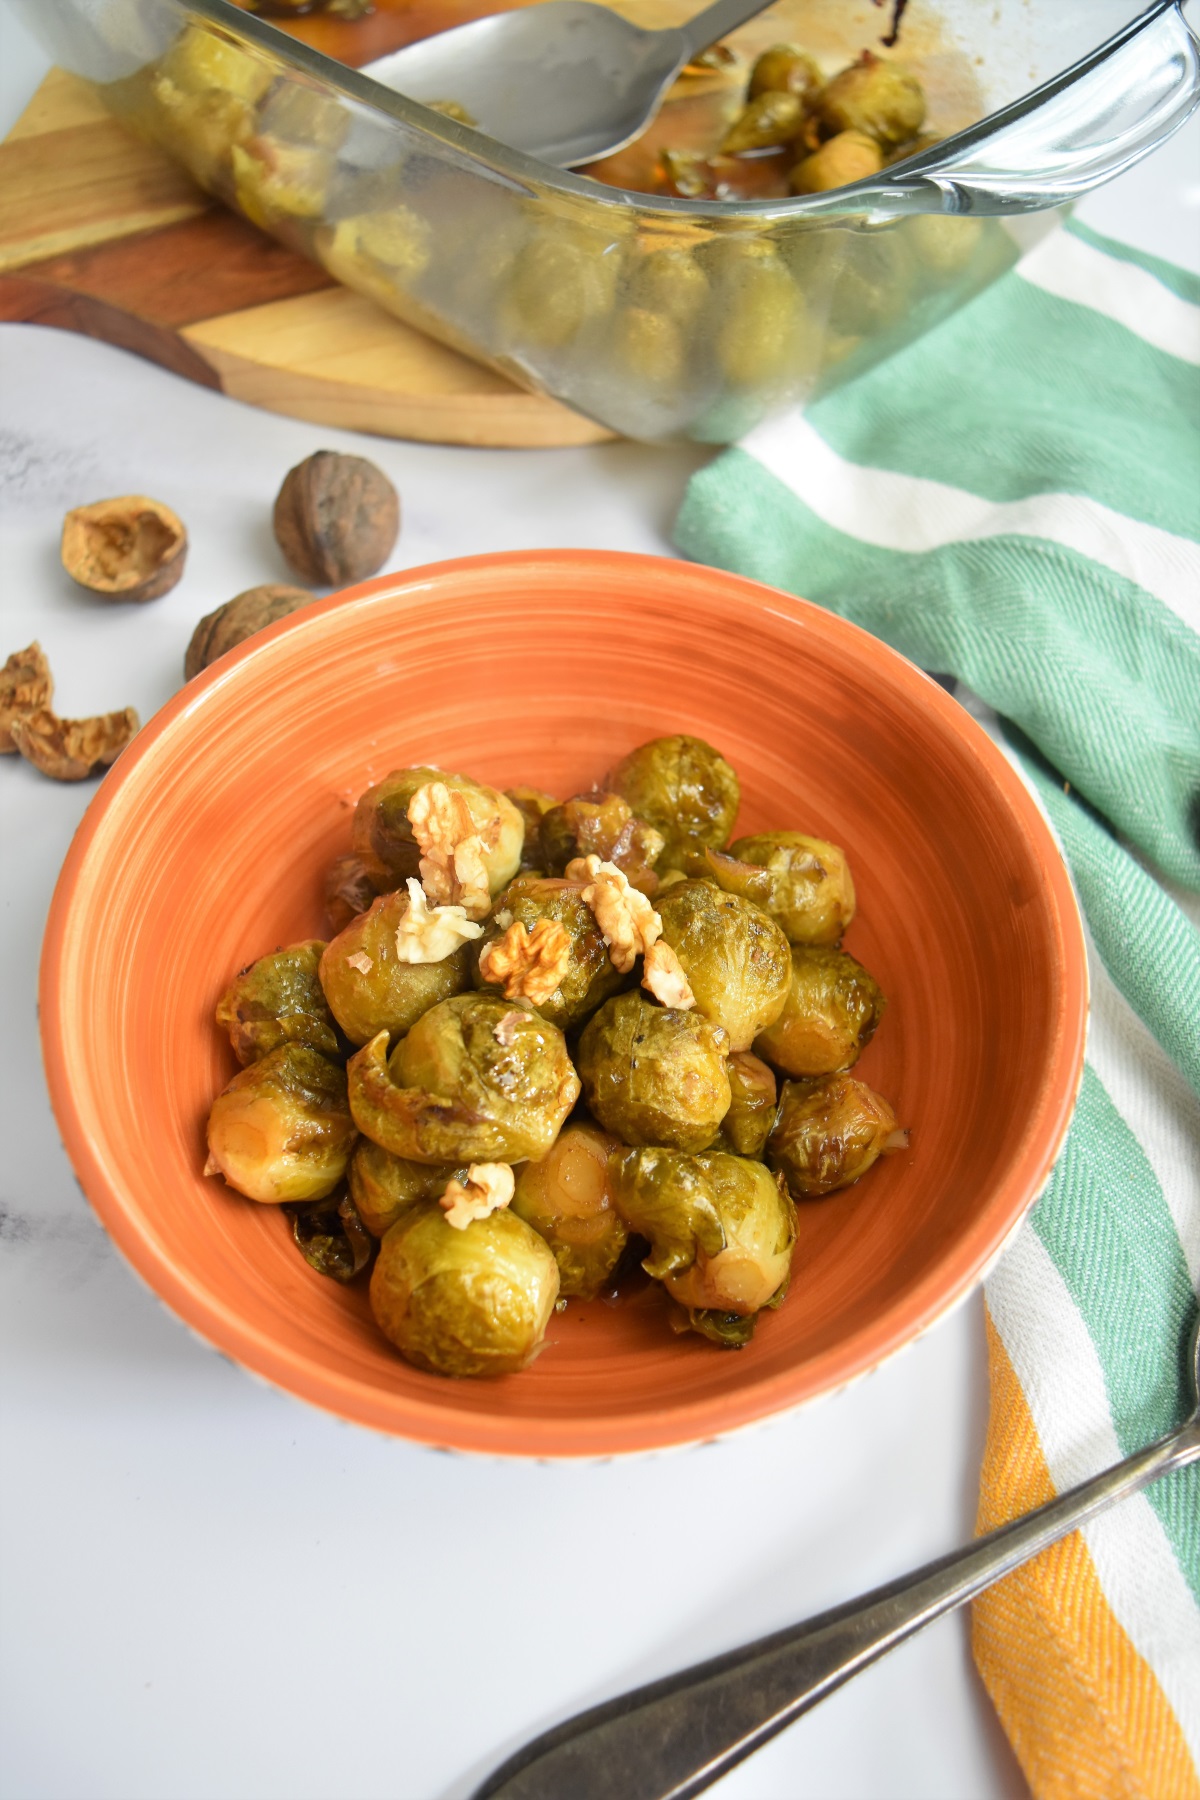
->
[360,0,778,168]
[473,1315,1200,1799]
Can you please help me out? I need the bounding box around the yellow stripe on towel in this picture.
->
[972,1308,1199,1800]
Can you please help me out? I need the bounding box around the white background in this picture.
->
[1,8,1198,1798]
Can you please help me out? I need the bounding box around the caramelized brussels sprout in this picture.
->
[790,130,884,195]
[351,766,523,893]
[706,832,857,945]
[613,1147,793,1341]
[539,791,665,894]
[319,884,472,1046]
[348,996,581,1164]
[205,1045,356,1203]
[608,735,739,866]
[816,53,926,150]
[347,1138,465,1237]
[768,1072,905,1197]
[283,1191,373,1282]
[324,852,383,935]
[712,1049,777,1157]
[748,44,822,102]
[511,1122,628,1298]
[754,946,885,1077]
[215,940,339,1066]
[472,874,625,1030]
[370,1204,559,1377]
[505,787,558,871]
[576,990,731,1152]
[656,879,790,1051]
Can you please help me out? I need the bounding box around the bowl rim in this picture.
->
[39,549,1089,1457]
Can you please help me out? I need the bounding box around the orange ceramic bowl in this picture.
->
[40,551,1087,1457]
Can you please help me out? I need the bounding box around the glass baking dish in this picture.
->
[12,0,1200,443]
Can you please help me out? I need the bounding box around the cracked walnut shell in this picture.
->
[61,496,187,603]
[184,584,313,680]
[1,642,53,752]
[9,705,138,781]
[273,451,399,586]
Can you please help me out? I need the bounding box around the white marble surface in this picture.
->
[1,10,1198,1797]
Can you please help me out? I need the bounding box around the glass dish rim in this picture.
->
[177,0,1178,223]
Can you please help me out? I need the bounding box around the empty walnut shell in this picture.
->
[1,642,53,752]
[184,584,314,681]
[9,705,139,781]
[273,451,399,586]
[61,496,187,603]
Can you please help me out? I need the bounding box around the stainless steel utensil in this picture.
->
[360,0,778,167]
[474,1315,1200,1799]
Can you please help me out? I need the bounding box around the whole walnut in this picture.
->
[273,451,400,586]
[184,584,313,680]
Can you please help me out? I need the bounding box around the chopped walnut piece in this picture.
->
[407,780,497,919]
[494,1008,526,1046]
[346,951,374,975]
[642,939,695,1010]
[9,705,138,781]
[479,918,572,1007]
[567,854,662,975]
[439,1162,515,1230]
[394,878,484,964]
[1,643,53,753]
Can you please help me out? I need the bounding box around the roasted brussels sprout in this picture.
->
[612,1147,793,1342]
[705,832,857,945]
[505,231,621,349]
[472,874,625,1030]
[505,787,558,871]
[754,946,885,1077]
[611,306,687,390]
[790,130,884,195]
[656,879,790,1051]
[324,852,383,936]
[721,91,807,154]
[712,1049,777,1157]
[319,883,473,1046]
[608,735,739,866]
[347,1137,465,1237]
[577,990,731,1152]
[370,1203,560,1377]
[215,940,339,1066]
[768,1073,905,1197]
[348,995,581,1164]
[816,53,926,150]
[205,1045,356,1203]
[283,1191,373,1282]
[511,1122,628,1298]
[351,766,523,894]
[712,248,806,389]
[748,44,822,102]
[538,790,665,894]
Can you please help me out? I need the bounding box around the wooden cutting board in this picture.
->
[0,69,614,448]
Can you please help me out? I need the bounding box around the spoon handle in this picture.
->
[474,1419,1200,1800]
[676,0,780,61]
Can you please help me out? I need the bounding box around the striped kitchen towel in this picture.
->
[675,217,1200,1798]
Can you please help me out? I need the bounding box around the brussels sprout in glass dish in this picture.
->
[348,1137,466,1237]
[472,873,626,1030]
[768,1072,907,1198]
[754,945,885,1077]
[348,995,581,1164]
[319,882,474,1046]
[577,989,732,1152]
[612,1147,794,1347]
[655,879,791,1051]
[215,940,340,1066]
[608,735,739,867]
[205,1044,357,1203]
[511,1122,628,1299]
[370,1203,560,1378]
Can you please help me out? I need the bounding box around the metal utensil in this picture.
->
[474,1315,1200,1799]
[359,0,777,168]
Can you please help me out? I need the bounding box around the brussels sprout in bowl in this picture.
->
[39,550,1087,1456]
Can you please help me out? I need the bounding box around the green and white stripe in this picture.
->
[676,216,1200,1774]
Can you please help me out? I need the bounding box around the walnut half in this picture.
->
[478,918,572,1007]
